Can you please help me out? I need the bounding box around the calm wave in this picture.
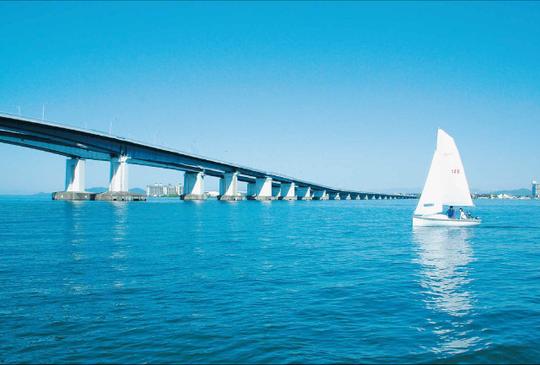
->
[1,197,539,363]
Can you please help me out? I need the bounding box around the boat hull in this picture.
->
[413,214,481,227]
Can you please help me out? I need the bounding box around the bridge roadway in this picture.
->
[0,112,414,201]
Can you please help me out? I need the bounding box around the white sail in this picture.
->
[415,129,474,215]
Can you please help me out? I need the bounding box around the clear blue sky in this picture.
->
[1,1,539,193]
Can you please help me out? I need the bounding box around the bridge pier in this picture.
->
[108,155,129,192]
[52,157,93,200]
[181,171,206,200]
[297,186,312,200]
[96,155,145,201]
[248,177,275,200]
[279,182,297,200]
[65,157,86,192]
[218,172,242,201]
[313,189,328,200]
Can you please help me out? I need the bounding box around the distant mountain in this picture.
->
[31,192,51,197]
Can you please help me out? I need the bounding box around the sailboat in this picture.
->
[413,129,480,227]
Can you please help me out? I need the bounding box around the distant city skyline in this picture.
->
[1,2,539,193]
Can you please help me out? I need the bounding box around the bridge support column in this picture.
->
[313,189,328,200]
[52,157,93,200]
[66,158,86,192]
[108,155,129,193]
[96,155,144,201]
[297,186,312,200]
[182,171,206,200]
[279,182,296,200]
[248,177,275,200]
[343,193,351,200]
[219,172,242,201]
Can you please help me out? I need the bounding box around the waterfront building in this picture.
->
[146,183,182,197]
[532,181,540,199]
[206,191,220,198]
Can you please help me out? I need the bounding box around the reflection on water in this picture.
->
[64,201,86,248]
[412,227,479,355]
[111,203,129,289]
[62,202,90,294]
[4,198,540,363]
[61,202,131,292]
[111,202,128,242]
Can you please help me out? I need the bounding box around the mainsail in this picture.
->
[415,129,474,215]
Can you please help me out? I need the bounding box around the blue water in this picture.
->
[1,197,539,363]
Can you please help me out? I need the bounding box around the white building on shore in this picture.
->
[532,180,540,199]
[146,183,182,197]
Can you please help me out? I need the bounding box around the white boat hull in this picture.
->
[413,214,481,227]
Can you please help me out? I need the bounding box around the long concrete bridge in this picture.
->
[0,112,414,201]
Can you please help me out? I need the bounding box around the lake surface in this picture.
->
[1,196,539,363]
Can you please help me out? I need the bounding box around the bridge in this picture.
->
[0,112,414,201]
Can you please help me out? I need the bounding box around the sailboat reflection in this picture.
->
[412,227,479,354]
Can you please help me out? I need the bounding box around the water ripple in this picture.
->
[0,197,539,363]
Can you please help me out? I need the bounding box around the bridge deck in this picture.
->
[0,113,412,198]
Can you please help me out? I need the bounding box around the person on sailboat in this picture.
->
[447,206,455,219]
[459,208,467,220]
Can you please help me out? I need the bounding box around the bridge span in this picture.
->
[0,112,414,201]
